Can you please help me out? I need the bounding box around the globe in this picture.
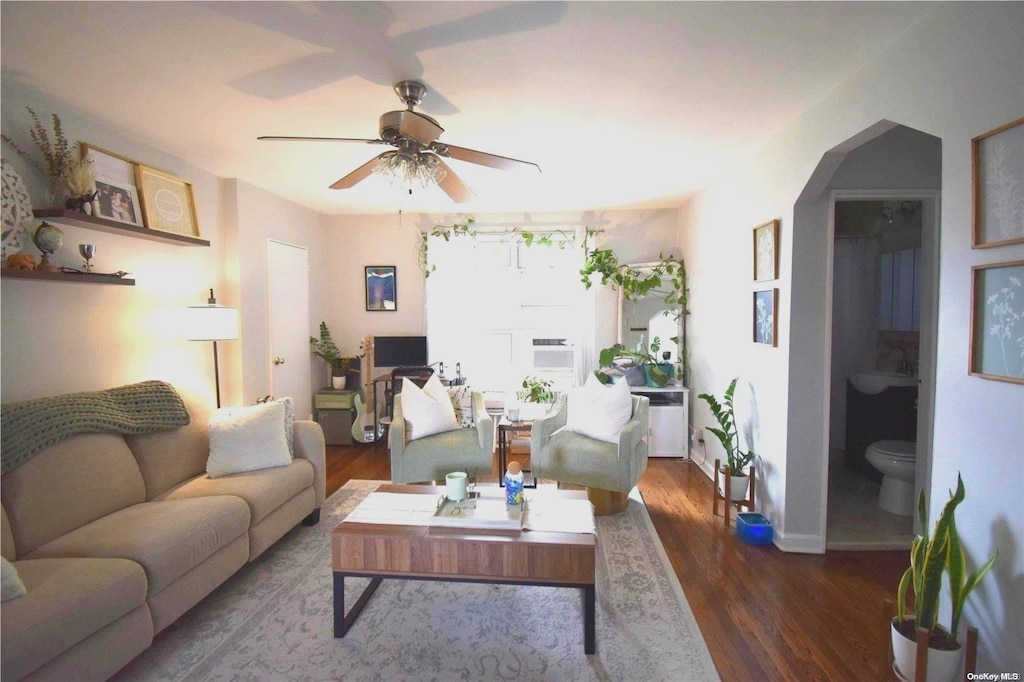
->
[33,222,64,255]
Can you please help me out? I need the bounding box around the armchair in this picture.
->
[531,392,650,514]
[390,391,495,483]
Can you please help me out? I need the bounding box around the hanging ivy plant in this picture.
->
[580,245,690,313]
[418,218,476,277]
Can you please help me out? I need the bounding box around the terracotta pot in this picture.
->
[891,618,962,682]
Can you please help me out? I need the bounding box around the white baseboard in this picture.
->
[773,531,825,554]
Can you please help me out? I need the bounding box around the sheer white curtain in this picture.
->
[424,229,594,394]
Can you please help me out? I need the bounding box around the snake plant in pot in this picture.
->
[892,474,996,681]
[698,378,755,501]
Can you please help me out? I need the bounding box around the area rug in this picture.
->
[115,481,719,681]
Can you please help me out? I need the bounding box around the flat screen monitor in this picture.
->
[374,336,428,368]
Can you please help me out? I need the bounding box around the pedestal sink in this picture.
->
[849,370,918,395]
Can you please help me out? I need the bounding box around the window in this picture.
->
[425,231,592,393]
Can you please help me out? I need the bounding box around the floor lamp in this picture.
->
[187,289,239,408]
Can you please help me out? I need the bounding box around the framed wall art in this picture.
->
[972,117,1024,248]
[753,219,779,281]
[135,164,201,238]
[81,144,143,227]
[365,265,397,311]
[969,260,1024,384]
[753,288,778,346]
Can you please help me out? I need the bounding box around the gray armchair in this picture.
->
[390,391,495,483]
[530,393,649,507]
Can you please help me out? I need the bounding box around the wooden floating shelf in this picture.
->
[1,268,135,286]
[33,209,210,247]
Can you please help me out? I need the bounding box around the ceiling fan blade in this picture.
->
[258,135,387,145]
[435,144,540,172]
[330,154,388,189]
[434,158,474,203]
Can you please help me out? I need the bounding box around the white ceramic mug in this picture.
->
[445,471,468,501]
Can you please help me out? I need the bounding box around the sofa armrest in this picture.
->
[389,402,408,482]
[530,394,568,475]
[292,421,326,509]
[618,395,649,484]
[470,392,494,453]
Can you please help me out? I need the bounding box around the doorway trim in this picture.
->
[822,189,940,546]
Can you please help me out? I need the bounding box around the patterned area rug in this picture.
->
[115,481,719,681]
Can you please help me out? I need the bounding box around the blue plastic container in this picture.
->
[736,513,773,545]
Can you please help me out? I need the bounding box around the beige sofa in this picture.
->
[0,390,326,681]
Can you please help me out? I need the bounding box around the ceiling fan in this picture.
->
[258,81,540,203]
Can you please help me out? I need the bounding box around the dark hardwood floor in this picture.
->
[325,443,907,681]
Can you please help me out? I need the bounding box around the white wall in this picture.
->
[324,208,681,378]
[680,3,1023,671]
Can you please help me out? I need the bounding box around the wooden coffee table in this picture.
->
[331,484,597,653]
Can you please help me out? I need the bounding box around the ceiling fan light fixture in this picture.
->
[373,151,447,190]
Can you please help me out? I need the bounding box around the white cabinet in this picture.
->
[631,386,689,458]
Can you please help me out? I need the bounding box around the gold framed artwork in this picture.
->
[135,164,200,238]
[81,144,144,227]
[753,288,778,346]
[972,117,1024,248]
[753,219,779,281]
[969,260,1024,384]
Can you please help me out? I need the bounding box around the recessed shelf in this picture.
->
[33,209,210,247]
[1,268,135,286]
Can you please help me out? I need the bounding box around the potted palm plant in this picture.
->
[698,377,755,501]
[310,322,343,388]
[892,474,996,682]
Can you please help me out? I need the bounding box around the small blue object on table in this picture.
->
[736,513,773,545]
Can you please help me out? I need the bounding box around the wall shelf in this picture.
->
[1,268,135,286]
[33,209,210,247]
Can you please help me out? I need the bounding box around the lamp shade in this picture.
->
[186,305,239,341]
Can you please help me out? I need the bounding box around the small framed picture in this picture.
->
[972,117,1024,248]
[753,219,779,281]
[95,179,143,226]
[365,266,397,311]
[135,164,201,238]
[969,260,1024,383]
[754,289,778,346]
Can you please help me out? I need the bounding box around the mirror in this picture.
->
[618,264,682,364]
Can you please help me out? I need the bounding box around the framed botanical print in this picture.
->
[753,219,779,281]
[365,266,397,311]
[972,118,1024,248]
[969,260,1024,383]
[754,289,778,346]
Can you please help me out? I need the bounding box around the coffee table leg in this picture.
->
[334,572,383,638]
[583,584,596,654]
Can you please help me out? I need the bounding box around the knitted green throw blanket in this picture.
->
[1,380,190,474]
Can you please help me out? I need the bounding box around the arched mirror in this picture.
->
[617,263,683,367]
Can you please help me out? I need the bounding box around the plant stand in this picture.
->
[884,599,979,681]
[712,459,755,528]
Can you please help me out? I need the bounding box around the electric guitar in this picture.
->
[350,334,374,443]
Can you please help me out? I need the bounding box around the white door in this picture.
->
[267,240,312,419]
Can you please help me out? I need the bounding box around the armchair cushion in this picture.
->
[401,374,459,440]
[564,375,632,444]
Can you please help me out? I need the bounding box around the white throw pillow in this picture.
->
[1,556,27,602]
[207,401,292,478]
[565,374,633,444]
[401,373,460,440]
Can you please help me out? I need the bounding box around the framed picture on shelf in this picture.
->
[972,117,1024,248]
[753,289,778,346]
[969,260,1024,384]
[81,144,143,227]
[135,164,201,238]
[365,266,397,311]
[753,219,779,281]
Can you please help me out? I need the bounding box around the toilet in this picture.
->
[864,440,917,516]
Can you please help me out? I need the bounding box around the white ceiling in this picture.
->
[0,1,935,215]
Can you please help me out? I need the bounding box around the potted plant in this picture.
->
[310,321,343,389]
[596,337,671,387]
[891,474,996,682]
[698,377,755,501]
[516,375,554,421]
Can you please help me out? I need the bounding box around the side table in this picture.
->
[497,418,537,488]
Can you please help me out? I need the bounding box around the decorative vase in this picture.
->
[644,363,673,388]
[331,375,347,390]
[624,366,646,386]
[32,221,64,272]
[891,619,962,682]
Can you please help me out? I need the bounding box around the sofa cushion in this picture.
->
[401,374,459,441]
[25,497,249,593]
[126,394,212,499]
[207,402,292,478]
[155,459,314,526]
[0,557,149,681]
[539,430,620,490]
[1,433,147,557]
